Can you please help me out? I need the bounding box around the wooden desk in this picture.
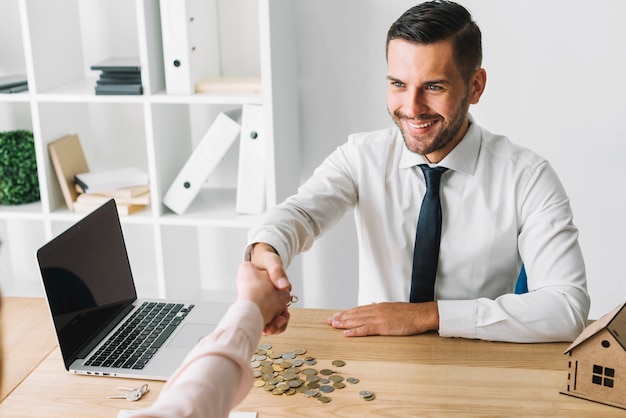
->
[0,297,57,401]
[0,300,623,417]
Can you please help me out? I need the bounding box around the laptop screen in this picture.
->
[37,199,137,367]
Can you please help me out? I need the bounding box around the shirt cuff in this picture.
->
[245,232,290,267]
[437,300,476,339]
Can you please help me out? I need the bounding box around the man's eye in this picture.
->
[391,81,404,88]
[426,84,442,91]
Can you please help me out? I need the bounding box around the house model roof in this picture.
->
[565,303,626,354]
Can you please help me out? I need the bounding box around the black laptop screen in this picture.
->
[37,199,137,366]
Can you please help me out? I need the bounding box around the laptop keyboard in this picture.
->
[84,302,194,370]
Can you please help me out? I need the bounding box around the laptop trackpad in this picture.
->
[167,323,216,349]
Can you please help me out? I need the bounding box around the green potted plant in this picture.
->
[0,129,40,205]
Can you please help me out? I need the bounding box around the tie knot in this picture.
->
[420,165,448,189]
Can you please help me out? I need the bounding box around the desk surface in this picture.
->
[0,297,57,401]
[0,298,623,417]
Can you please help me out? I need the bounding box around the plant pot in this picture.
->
[0,129,40,205]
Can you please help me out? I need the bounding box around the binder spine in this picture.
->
[160,0,221,94]
[236,104,266,215]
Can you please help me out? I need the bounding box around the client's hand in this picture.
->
[248,243,293,335]
[236,262,292,332]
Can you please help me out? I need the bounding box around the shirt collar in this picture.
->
[399,113,481,175]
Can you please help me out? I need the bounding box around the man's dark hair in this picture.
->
[386,1,482,81]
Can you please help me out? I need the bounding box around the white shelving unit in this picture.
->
[0,0,300,303]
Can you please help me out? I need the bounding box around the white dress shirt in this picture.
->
[132,300,262,418]
[247,116,590,343]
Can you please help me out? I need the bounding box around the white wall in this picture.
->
[292,0,626,319]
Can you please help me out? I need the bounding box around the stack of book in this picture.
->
[0,74,28,94]
[91,57,143,96]
[48,133,150,215]
[74,167,150,215]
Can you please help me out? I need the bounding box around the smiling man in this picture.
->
[246,1,590,343]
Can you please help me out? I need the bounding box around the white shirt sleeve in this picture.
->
[130,300,263,418]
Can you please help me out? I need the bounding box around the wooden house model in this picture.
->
[561,303,626,409]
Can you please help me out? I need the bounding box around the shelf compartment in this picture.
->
[25,0,140,94]
[150,102,244,218]
[0,0,28,85]
[37,101,149,213]
[159,224,244,302]
[0,219,47,296]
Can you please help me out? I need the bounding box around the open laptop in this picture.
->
[36,199,231,380]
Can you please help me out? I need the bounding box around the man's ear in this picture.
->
[469,68,487,105]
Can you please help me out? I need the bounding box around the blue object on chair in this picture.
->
[515,265,528,294]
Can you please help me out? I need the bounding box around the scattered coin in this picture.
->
[359,390,376,401]
[304,389,320,398]
[306,375,321,383]
[319,385,334,393]
[289,379,304,388]
[252,346,373,402]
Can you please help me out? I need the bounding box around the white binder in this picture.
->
[236,104,266,215]
[159,0,220,94]
[163,112,241,214]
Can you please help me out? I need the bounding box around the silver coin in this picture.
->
[258,343,272,351]
[304,389,320,398]
[346,377,359,384]
[283,372,297,381]
[289,379,303,388]
[319,385,335,393]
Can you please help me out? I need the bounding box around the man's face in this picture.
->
[387,38,484,163]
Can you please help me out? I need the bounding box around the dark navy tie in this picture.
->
[410,165,448,303]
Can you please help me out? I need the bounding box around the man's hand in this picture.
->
[326,301,439,337]
[249,243,292,335]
